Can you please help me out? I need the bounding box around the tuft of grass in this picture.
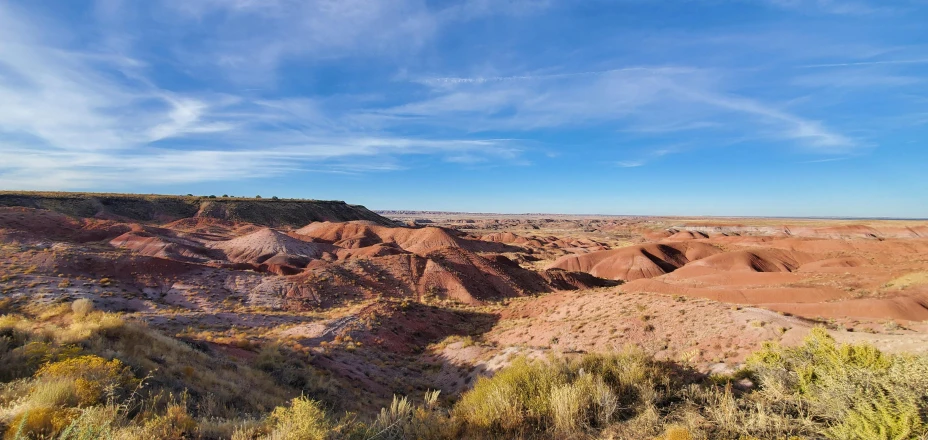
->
[71,299,93,318]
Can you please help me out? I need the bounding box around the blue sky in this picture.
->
[0,0,926,217]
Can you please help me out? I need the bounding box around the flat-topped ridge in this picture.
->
[0,191,395,227]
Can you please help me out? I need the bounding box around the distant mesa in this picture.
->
[0,191,394,227]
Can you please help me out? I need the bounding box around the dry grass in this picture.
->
[883,271,928,290]
[0,304,296,439]
[265,396,330,440]
[70,299,93,318]
[3,298,928,440]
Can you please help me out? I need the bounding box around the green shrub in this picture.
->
[36,355,136,406]
[747,327,928,439]
[267,396,331,440]
[827,392,923,440]
[453,357,562,432]
[453,351,661,436]
[5,406,76,440]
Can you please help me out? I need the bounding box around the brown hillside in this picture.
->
[547,242,722,280]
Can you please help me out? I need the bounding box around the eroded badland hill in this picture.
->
[2,195,928,438]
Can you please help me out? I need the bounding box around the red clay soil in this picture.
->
[286,247,584,307]
[547,242,723,281]
[6,205,928,327]
[677,249,817,273]
[296,222,463,255]
[621,278,849,304]
[760,291,928,322]
[351,300,499,355]
[478,232,608,251]
[109,230,214,262]
[784,224,928,239]
[0,207,131,243]
[0,207,614,315]
[664,230,710,241]
[598,234,928,322]
[674,223,928,240]
[489,289,811,368]
[210,228,334,264]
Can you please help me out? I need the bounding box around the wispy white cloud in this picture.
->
[147,0,438,83]
[791,70,923,88]
[0,2,524,189]
[154,0,553,84]
[146,96,238,142]
[614,145,684,168]
[0,0,915,194]
[435,0,553,20]
[798,58,928,68]
[622,121,724,134]
[759,0,890,15]
[414,66,696,86]
[391,68,855,153]
[0,136,518,189]
[674,87,854,151]
[800,156,850,163]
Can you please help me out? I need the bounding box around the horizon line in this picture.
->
[374,210,928,221]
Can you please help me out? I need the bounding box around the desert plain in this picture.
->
[2,193,927,439]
